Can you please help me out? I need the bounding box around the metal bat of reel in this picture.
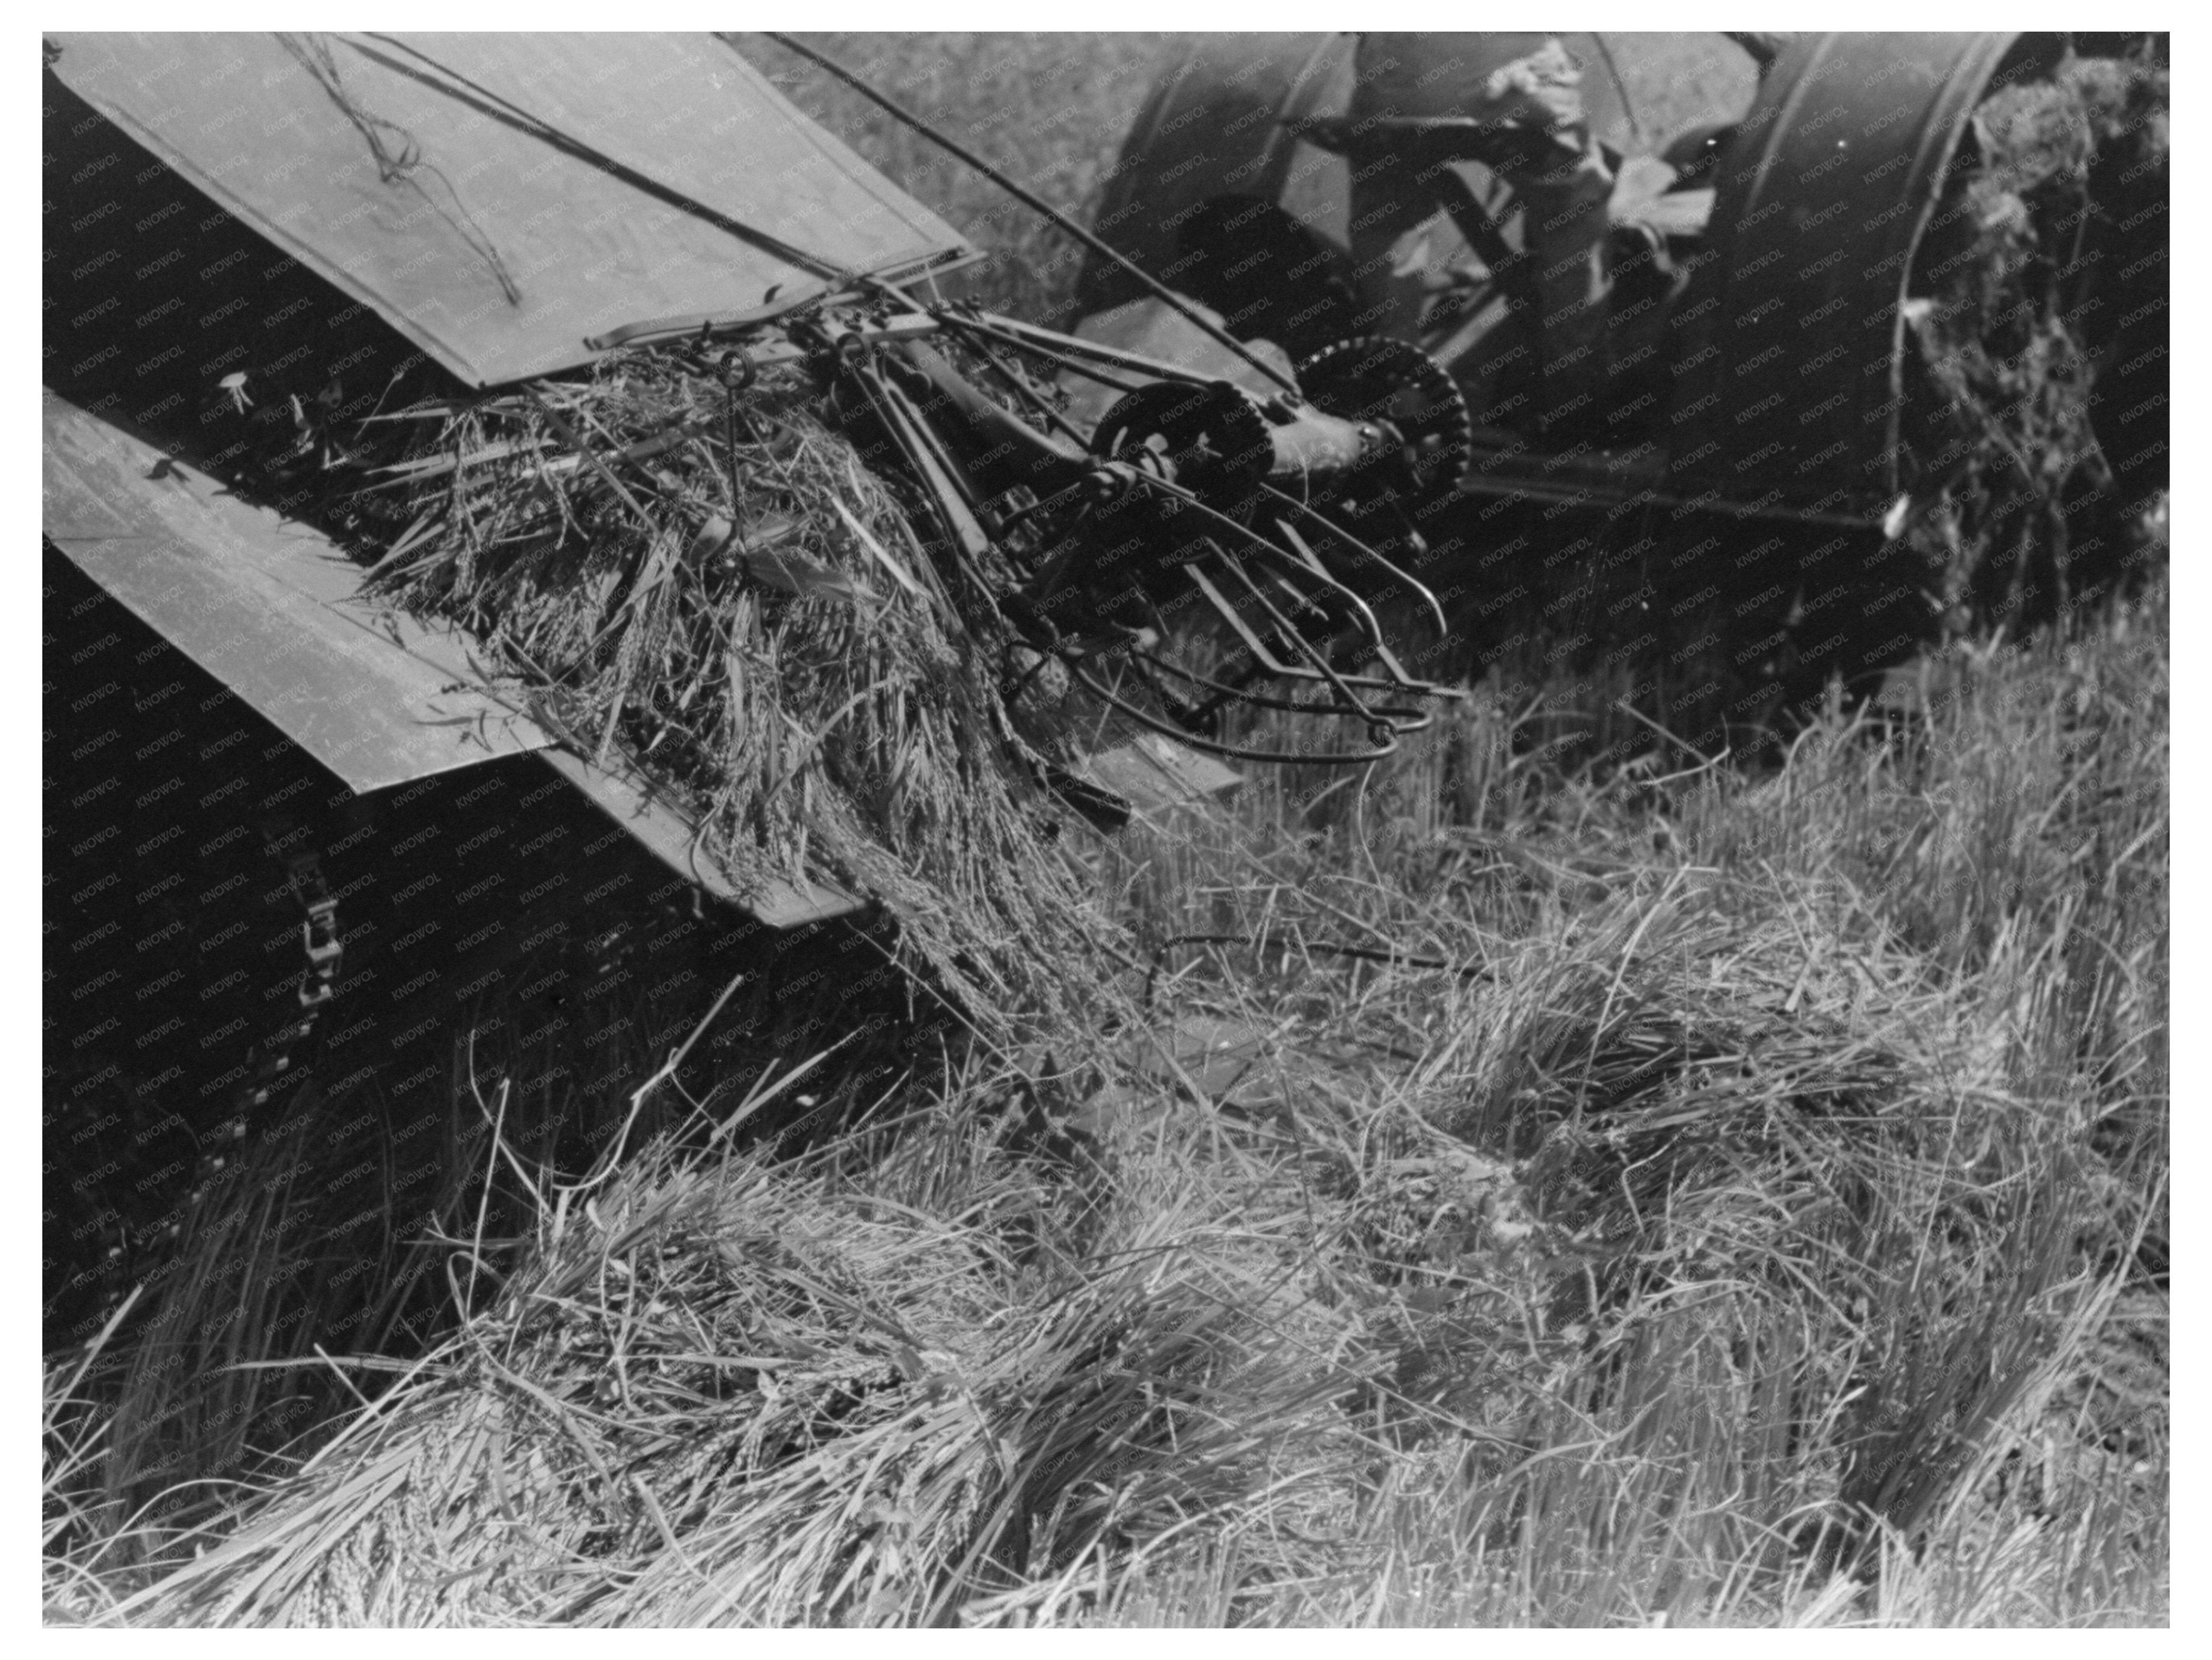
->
[735,39,1465,766]
[804,304,1458,765]
[934,309,1457,607]
[1045,380,1456,762]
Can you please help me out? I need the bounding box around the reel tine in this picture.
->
[1259,481,1450,643]
[1071,656,1403,766]
[1270,517,1392,652]
[1207,552,1432,741]
[1184,560,1322,685]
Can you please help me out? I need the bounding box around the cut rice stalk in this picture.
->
[362,348,1116,1035]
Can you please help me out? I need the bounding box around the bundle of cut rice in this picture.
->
[359,348,1103,1032]
[100,1135,1363,1627]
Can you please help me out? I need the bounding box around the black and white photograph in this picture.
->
[39,19,2171,1627]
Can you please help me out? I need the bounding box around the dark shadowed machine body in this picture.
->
[1070,31,2167,730]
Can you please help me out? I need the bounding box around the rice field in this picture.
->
[42,33,2168,1628]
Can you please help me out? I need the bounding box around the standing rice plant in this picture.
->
[1402,860,2115,1557]
[1675,578,2167,1269]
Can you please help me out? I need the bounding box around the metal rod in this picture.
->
[747,32,1301,398]
[1137,646,1436,716]
[1589,35,1644,150]
[1257,484,1450,643]
[1069,658,1400,767]
[901,304,1144,396]
[952,309,1225,393]
[943,322,1089,446]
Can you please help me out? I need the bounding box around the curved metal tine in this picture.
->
[1261,485,1450,643]
[1261,513,1455,696]
[1071,660,1401,766]
[1128,640,1233,734]
[954,308,1231,393]
[1135,646,1430,755]
[1264,494,1440,636]
[1207,551,1438,740]
[1254,526,1377,640]
[924,312,1150,424]
[1158,522,1341,668]
[1258,560,1350,640]
[1179,557,1416,706]
[1264,517,1399,657]
[1197,550,1366,695]
[935,314,1091,447]
[1104,461,1437,706]
[1172,476,1380,637]
[1183,561,1336,686]
[1127,646,1421,739]
[937,310,1176,399]
[1121,468,1383,654]
[1191,556,1406,732]
[1135,649,1439,725]
[959,317,1148,398]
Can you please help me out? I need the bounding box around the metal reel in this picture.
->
[1089,379,1275,502]
[1295,336,1474,496]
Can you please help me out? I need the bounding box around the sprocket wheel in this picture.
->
[1089,378,1274,504]
[1295,336,1473,494]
